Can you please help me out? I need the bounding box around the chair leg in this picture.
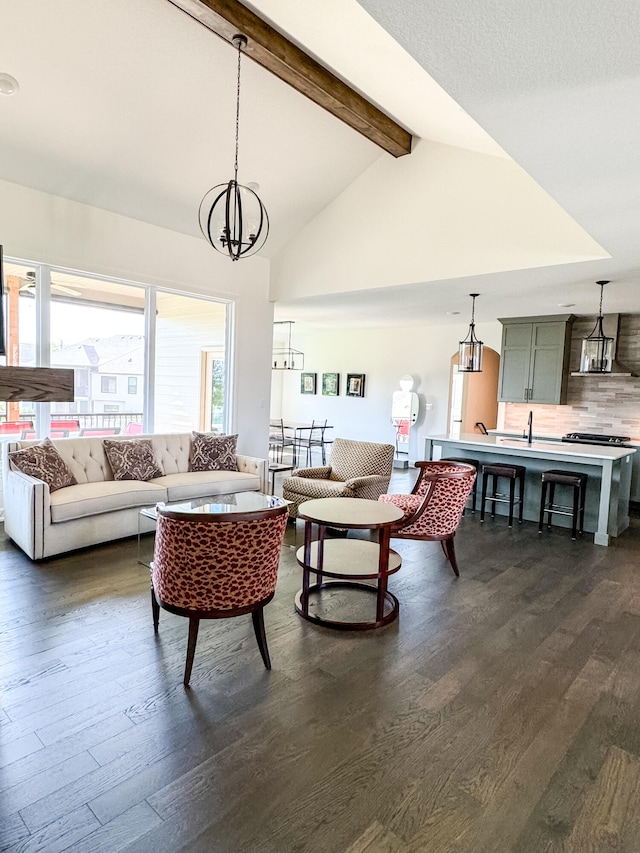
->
[480,473,488,522]
[547,483,555,529]
[151,587,160,633]
[518,472,525,523]
[508,476,515,527]
[538,480,547,533]
[442,536,460,577]
[184,616,200,687]
[580,480,587,533]
[252,608,271,670]
[572,484,579,540]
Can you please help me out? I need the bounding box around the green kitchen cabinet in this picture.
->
[498,315,574,404]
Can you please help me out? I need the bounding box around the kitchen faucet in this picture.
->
[527,410,533,445]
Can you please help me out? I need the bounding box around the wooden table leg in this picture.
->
[377,527,391,623]
[302,520,313,616]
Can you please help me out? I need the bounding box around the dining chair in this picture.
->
[20,429,70,439]
[379,461,476,576]
[151,502,289,686]
[50,419,81,433]
[123,422,144,435]
[0,420,33,435]
[269,419,297,464]
[296,419,329,466]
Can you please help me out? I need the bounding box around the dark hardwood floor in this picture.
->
[2,472,640,852]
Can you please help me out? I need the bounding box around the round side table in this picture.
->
[295,497,404,630]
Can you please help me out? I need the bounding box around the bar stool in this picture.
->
[538,469,588,540]
[443,457,480,513]
[480,462,526,527]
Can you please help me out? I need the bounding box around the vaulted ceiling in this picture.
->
[1,0,639,327]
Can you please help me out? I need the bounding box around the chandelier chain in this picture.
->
[233,37,243,183]
[198,32,268,260]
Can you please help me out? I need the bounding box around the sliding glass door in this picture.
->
[154,292,229,434]
[0,258,233,513]
[48,273,145,436]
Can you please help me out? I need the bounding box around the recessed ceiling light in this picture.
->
[446,311,460,315]
[558,302,575,307]
[0,73,19,95]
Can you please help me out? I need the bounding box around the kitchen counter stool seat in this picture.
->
[442,456,480,513]
[538,469,588,540]
[480,462,526,528]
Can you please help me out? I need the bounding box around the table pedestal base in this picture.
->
[295,582,399,631]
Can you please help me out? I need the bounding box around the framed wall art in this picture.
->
[300,372,317,395]
[321,372,340,396]
[346,373,365,397]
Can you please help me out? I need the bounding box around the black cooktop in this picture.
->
[562,432,631,446]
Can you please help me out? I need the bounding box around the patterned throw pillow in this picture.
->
[8,437,77,492]
[191,432,238,472]
[103,438,163,481]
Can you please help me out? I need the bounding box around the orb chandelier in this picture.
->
[580,280,614,373]
[458,293,484,372]
[198,34,269,261]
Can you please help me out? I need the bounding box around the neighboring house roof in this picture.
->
[48,335,144,374]
[99,350,144,375]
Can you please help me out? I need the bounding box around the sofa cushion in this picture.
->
[50,480,168,523]
[8,438,78,492]
[190,432,238,472]
[104,438,163,481]
[149,470,259,502]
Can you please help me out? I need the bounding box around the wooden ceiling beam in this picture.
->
[167,0,412,157]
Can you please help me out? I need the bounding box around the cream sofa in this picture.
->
[2,432,266,560]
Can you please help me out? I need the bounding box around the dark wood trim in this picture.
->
[166,0,413,158]
[0,366,75,403]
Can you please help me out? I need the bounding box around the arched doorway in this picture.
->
[447,347,500,436]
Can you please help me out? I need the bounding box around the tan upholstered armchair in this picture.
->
[282,437,395,518]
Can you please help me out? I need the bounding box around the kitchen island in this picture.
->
[424,433,635,546]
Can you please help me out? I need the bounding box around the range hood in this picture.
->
[571,314,637,377]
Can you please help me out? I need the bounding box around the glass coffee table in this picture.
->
[138,492,288,567]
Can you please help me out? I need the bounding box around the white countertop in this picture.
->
[489,429,640,447]
[427,433,636,461]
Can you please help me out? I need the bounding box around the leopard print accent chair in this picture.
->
[379,461,476,577]
[282,437,395,518]
[151,504,289,686]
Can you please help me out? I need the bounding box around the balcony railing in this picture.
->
[0,413,144,436]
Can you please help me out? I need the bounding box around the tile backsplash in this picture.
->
[501,314,640,440]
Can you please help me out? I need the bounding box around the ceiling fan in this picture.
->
[19,271,81,297]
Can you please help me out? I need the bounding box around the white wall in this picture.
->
[0,178,273,457]
[271,139,607,301]
[274,319,503,460]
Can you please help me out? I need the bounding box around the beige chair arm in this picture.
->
[345,474,389,489]
[291,466,332,479]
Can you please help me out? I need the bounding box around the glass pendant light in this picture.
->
[580,280,613,373]
[272,321,304,370]
[458,293,483,372]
